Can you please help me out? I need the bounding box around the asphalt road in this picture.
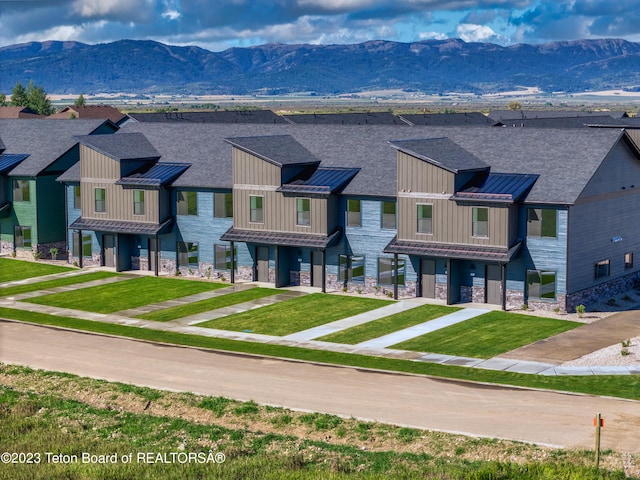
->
[1,320,639,452]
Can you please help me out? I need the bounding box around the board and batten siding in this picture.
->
[398,196,511,247]
[567,139,640,293]
[232,149,281,186]
[234,189,328,235]
[397,152,455,195]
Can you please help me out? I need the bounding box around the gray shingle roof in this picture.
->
[129,110,288,124]
[0,119,115,176]
[0,136,5,152]
[400,112,494,126]
[76,132,160,162]
[489,110,628,121]
[282,112,408,125]
[389,137,489,173]
[224,135,321,167]
[109,123,630,204]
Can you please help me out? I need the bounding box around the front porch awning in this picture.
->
[221,227,342,249]
[69,217,173,235]
[384,236,522,262]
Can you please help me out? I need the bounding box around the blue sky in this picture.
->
[1,1,639,50]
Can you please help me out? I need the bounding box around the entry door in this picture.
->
[148,238,158,273]
[486,264,502,305]
[256,246,270,282]
[103,235,115,268]
[421,259,436,298]
[311,251,323,287]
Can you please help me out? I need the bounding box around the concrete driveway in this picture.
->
[1,320,639,453]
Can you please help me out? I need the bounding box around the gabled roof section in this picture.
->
[0,119,117,176]
[277,167,360,195]
[115,162,190,187]
[451,173,539,203]
[0,106,43,119]
[224,135,321,168]
[76,132,160,162]
[49,105,127,124]
[0,153,30,175]
[389,137,489,173]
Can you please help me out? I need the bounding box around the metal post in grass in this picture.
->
[594,413,603,468]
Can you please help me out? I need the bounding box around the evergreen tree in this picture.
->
[74,94,86,107]
[26,81,54,115]
[10,82,28,107]
[0,93,6,106]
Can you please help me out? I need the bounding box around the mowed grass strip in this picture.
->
[25,276,227,314]
[318,304,461,344]
[136,287,279,322]
[392,311,581,358]
[0,271,120,297]
[197,293,394,336]
[0,258,73,283]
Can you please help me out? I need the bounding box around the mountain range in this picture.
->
[1,38,640,96]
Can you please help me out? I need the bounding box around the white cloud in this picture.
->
[419,31,448,40]
[456,23,498,42]
[162,10,181,20]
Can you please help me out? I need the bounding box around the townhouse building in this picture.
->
[0,119,117,259]
[58,123,640,312]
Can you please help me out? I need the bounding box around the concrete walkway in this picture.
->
[353,308,487,349]
[0,270,638,375]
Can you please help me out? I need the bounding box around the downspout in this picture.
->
[501,262,507,311]
[393,253,399,300]
[154,234,159,277]
[321,249,326,293]
[230,241,235,284]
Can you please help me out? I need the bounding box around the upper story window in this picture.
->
[133,190,145,216]
[296,198,311,226]
[472,207,488,237]
[595,259,610,279]
[12,180,30,202]
[94,188,106,213]
[177,191,198,216]
[250,195,264,223]
[346,199,361,227]
[625,252,634,270]
[417,204,433,234]
[73,185,81,209]
[381,201,396,229]
[527,208,557,238]
[214,192,233,218]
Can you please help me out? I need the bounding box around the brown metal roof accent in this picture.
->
[384,236,522,262]
[69,217,173,235]
[221,227,342,249]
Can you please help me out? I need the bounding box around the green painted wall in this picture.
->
[0,177,37,248]
[36,174,66,244]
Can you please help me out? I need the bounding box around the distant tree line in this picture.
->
[0,81,85,116]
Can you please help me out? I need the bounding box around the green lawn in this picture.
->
[318,304,460,344]
[0,258,73,283]
[197,293,394,336]
[0,271,120,297]
[136,287,279,322]
[25,276,227,314]
[392,311,581,358]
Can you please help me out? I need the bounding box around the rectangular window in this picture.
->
[133,190,145,216]
[73,185,81,209]
[527,208,557,238]
[214,244,237,271]
[177,242,199,268]
[526,270,557,301]
[82,234,92,258]
[417,204,433,234]
[346,199,361,227]
[377,256,405,286]
[94,188,106,213]
[177,191,197,216]
[338,254,365,283]
[214,192,233,218]
[381,201,396,229]
[625,252,634,270]
[13,180,30,202]
[250,195,263,223]
[472,207,488,237]
[14,226,32,248]
[595,259,610,279]
[296,198,311,226]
